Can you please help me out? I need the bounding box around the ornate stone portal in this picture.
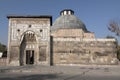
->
[7,10,118,66]
[7,16,51,66]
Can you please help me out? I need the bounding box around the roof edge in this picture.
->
[7,15,52,19]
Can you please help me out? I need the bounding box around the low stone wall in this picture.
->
[52,38,118,65]
[0,58,7,66]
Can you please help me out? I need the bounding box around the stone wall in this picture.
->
[52,38,118,65]
[84,32,95,38]
[0,58,7,66]
[52,29,83,38]
[52,29,95,39]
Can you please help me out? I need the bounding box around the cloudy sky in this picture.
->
[0,0,120,45]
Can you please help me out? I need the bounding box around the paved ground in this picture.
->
[0,65,120,80]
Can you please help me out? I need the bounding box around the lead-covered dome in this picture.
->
[52,9,88,32]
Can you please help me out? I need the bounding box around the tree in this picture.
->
[108,20,120,61]
[108,20,120,36]
[0,43,7,53]
[117,45,120,61]
[0,43,7,57]
[106,35,115,39]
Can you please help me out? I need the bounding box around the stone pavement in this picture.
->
[0,65,120,80]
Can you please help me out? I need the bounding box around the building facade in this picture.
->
[7,9,118,66]
[7,16,52,66]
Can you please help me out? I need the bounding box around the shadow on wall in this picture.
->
[50,36,53,66]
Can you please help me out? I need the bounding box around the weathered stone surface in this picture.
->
[52,39,118,65]
[6,9,118,66]
[7,16,51,66]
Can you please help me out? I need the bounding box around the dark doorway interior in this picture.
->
[26,50,34,64]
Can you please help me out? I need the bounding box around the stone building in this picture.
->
[7,16,52,66]
[7,9,118,66]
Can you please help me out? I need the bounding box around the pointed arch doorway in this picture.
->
[20,31,37,66]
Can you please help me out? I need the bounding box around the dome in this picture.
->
[52,9,88,32]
